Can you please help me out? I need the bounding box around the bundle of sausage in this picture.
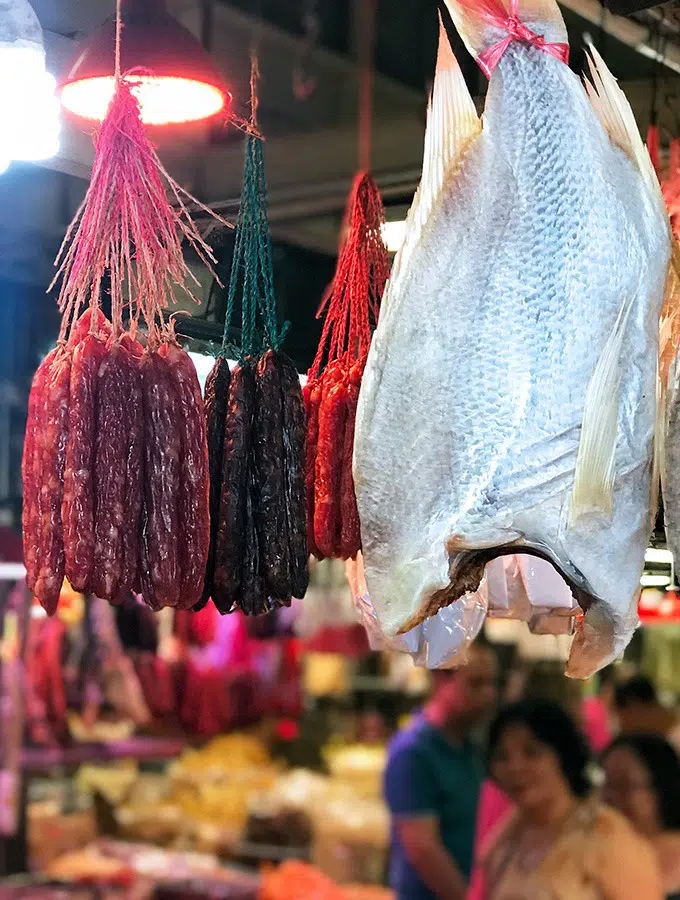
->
[23,62,222,615]
[201,128,309,615]
[306,172,389,561]
[22,311,210,614]
[203,350,308,615]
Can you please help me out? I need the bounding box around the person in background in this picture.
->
[384,644,497,900]
[615,676,680,754]
[603,735,680,900]
[469,660,590,900]
[479,699,661,899]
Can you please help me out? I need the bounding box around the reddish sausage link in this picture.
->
[34,348,72,614]
[314,377,347,559]
[339,378,361,560]
[253,350,291,602]
[69,308,111,346]
[91,342,142,601]
[278,352,309,598]
[139,349,181,610]
[214,362,256,613]
[63,334,107,593]
[22,348,59,593]
[160,342,210,610]
[118,343,144,600]
[304,380,324,561]
[201,356,231,607]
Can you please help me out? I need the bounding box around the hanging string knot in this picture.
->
[473,0,569,78]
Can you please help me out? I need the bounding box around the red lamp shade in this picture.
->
[60,0,230,125]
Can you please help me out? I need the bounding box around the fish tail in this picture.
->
[569,294,635,526]
[441,0,568,70]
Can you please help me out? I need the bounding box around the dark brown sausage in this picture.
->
[63,334,107,593]
[278,352,309,597]
[201,356,231,607]
[213,362,256,613]
[253,350,291,602]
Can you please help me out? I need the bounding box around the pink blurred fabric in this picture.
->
[467,779,512,900]
[581,696,612,754]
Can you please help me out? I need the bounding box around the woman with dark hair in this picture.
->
[477,699,661,899]
[603,735,680,899]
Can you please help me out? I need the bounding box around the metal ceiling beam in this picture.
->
[559,0,680,74]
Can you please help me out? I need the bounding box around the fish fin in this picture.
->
[442,0,567,62]
[584,43,665,216]
[569,295,635,525]
[387,16,480,304]
[660,241,680,388]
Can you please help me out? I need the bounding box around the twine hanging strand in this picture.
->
[220,54,287,360]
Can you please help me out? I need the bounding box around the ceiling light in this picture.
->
[0,1,59,170]
[381,220,406,253]
[60,0,230,126]
[640,574,672,588]
[645,547,673,565]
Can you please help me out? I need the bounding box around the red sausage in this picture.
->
[63,334,107,592]
[314,376,347,559]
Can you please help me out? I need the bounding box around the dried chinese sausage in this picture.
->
[202,356,231,606]
[118,345,144,600]
[339,373,361,560]
[69,308,111,346]
[161,342,210,610]
[314,377,347,559]
[240,459,272,616]
[304,379,324,561]
[63,334,107,593]
[279,352,309,597]
[214,362,255,613]
[139,350,181,610]
[254,350,291,601]
[34,348,71,614]
[91,342,142,601]
[22,348,59,594]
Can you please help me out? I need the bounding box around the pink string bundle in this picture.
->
[52,0,227,341]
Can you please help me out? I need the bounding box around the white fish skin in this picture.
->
[354,4,670,678]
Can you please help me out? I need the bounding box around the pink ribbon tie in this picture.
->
[473,0,569,78]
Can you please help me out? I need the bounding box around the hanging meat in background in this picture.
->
[201,356,231,607]
[307,171,389,562]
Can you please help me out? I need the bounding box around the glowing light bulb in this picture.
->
[61,74,226,126]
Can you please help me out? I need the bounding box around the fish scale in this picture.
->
[354,11,670,676]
